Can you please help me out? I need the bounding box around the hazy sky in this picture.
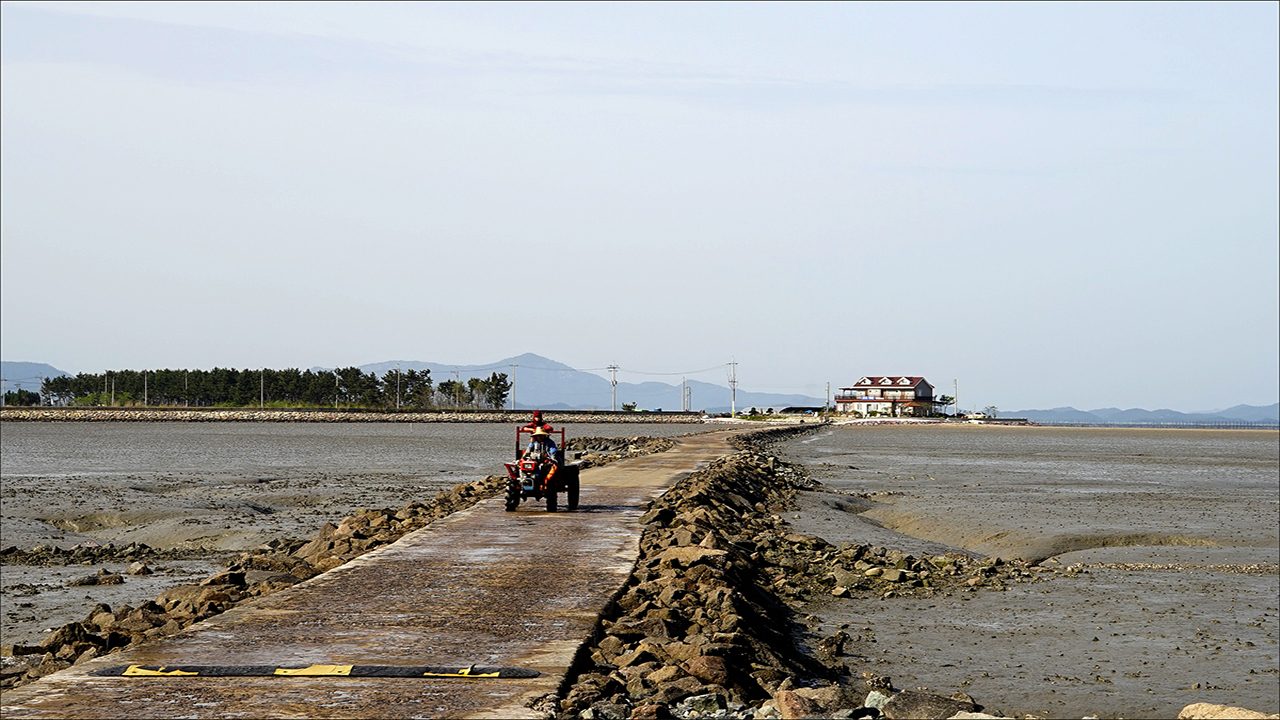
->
[2,2,1277,411]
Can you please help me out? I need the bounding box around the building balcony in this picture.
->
[835,394,923,402]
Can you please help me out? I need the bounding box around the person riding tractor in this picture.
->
[524,426,560,489]
[504,416,579,512]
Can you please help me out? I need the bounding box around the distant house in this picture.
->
[835,376,937,416]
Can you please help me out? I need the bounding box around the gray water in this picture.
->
[0,421,700,479]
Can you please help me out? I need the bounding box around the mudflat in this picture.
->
[0,421,697,648]
[779,424,1279,718]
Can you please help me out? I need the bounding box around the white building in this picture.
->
[835,376,937,416]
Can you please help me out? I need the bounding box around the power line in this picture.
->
[616,364,726,377]
[1,375,48,384]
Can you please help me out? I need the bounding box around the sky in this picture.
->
[2,2,1277,412]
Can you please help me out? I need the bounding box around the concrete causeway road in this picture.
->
[0,429,741,719]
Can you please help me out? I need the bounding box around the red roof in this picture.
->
[838,376,932,391]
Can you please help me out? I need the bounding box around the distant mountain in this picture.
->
[349,353,824,412]
[0,361,71,391]
[1011,403,1278,424]
[1215,403,1280,423]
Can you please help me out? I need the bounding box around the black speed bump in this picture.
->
[90,664,540,679]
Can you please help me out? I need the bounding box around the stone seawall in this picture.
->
[0,408,703,423]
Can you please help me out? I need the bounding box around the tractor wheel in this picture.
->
[566,465,580,511]
[545,484,557,512]
[505,479,520,511]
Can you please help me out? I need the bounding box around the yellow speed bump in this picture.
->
[274,664,354,676]
[422,664,498,678]
[121,665,199,677]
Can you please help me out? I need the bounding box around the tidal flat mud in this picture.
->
[778,425,1279,718]
[0,422,695,650]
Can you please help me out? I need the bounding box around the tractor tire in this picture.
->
[565,465,580,511]
[545,484,557,512]
[505,480,520,511]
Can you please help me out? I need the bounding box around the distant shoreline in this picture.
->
[0,407,704,423]
[3,407,1273,429]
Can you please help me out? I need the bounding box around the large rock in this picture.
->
[155,584,237,610]
[38,623,103,652]
[658,546,727,569]
[70,572,124,586]
[646,665,684,685]
[1178,703,1280,720]
[774,689,816,719]
[615,641,668,668]
[201,570,246,587]
[243,570,301,587]
[794,683,859,712]
[681,655,728,685]
[26,655,72,679]
[651,675,705,705]
[628,704,671,719]
[831,568,862,587]
[682,693,726,714]
[597,635,626,662]
[882,690,976,719]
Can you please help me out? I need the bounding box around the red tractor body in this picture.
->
[503,425,580,512]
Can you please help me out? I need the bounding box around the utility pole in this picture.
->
[185,369,189,407]
[1,377,6,407]
[608,365,619,411]
[509,364,517,410]
[681,376,686,412]
[954,379,958,418]
[396,364,401,409]
[728,359,738,417]
[144,370,148,406]
[825,381,830,421]
[260,368,264,409]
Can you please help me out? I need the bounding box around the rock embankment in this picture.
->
[0,408,702,423]
[0,542,225,569]
[553,442,836,720]
[553,426,1036,720]
[569,437,678,469]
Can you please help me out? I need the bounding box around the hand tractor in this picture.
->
[503,425,580,512]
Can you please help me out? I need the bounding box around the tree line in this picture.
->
[31,368,512,410]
